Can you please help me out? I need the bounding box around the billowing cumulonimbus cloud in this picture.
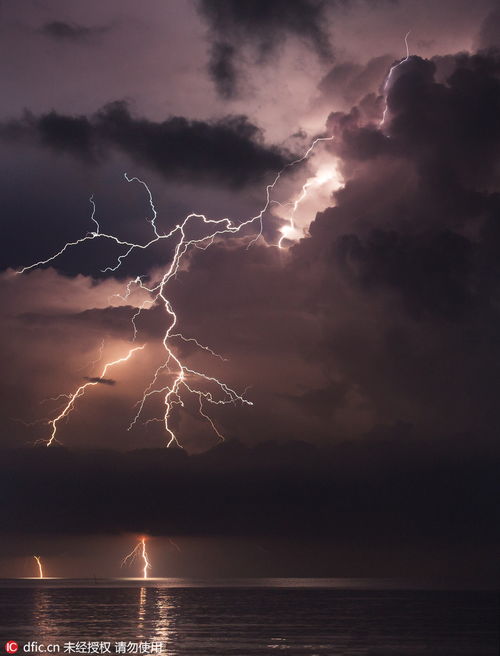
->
[285,49,500,436]
[0,102,288,188]
[323,51,500,318]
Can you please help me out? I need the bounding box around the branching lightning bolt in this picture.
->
[121,537,151,579]
[17,136,334,449]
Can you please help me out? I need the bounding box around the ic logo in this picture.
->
[5,642,18,654]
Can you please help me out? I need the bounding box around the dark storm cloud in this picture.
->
[1,440,497,547]
[196,0,333,97]
[0,102,288,188]
[336,228,476,321]
[83,376,116,385]
[40,21,110,42]
[321,50,500,318]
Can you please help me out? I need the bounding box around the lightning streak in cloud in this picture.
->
[18,136,334,448]
[380,31,411,128]
[276,167,337,248]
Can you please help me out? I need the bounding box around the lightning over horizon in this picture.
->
[121,538,151,579]
[33,555,44,579]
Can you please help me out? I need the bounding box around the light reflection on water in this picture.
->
[0,582,497,655]
[138,587,146,635]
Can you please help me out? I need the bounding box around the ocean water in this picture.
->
[0,579,497,655]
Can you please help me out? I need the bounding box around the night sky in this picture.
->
[0,0,498,580]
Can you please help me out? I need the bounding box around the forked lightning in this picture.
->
[17,136,334,448]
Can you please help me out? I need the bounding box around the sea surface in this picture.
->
[0,579,497,655]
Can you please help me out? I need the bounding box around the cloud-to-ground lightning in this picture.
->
[17,136,336,449]
[34,555,44,578]
[121,537,151,579]
[41,345,145,446]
